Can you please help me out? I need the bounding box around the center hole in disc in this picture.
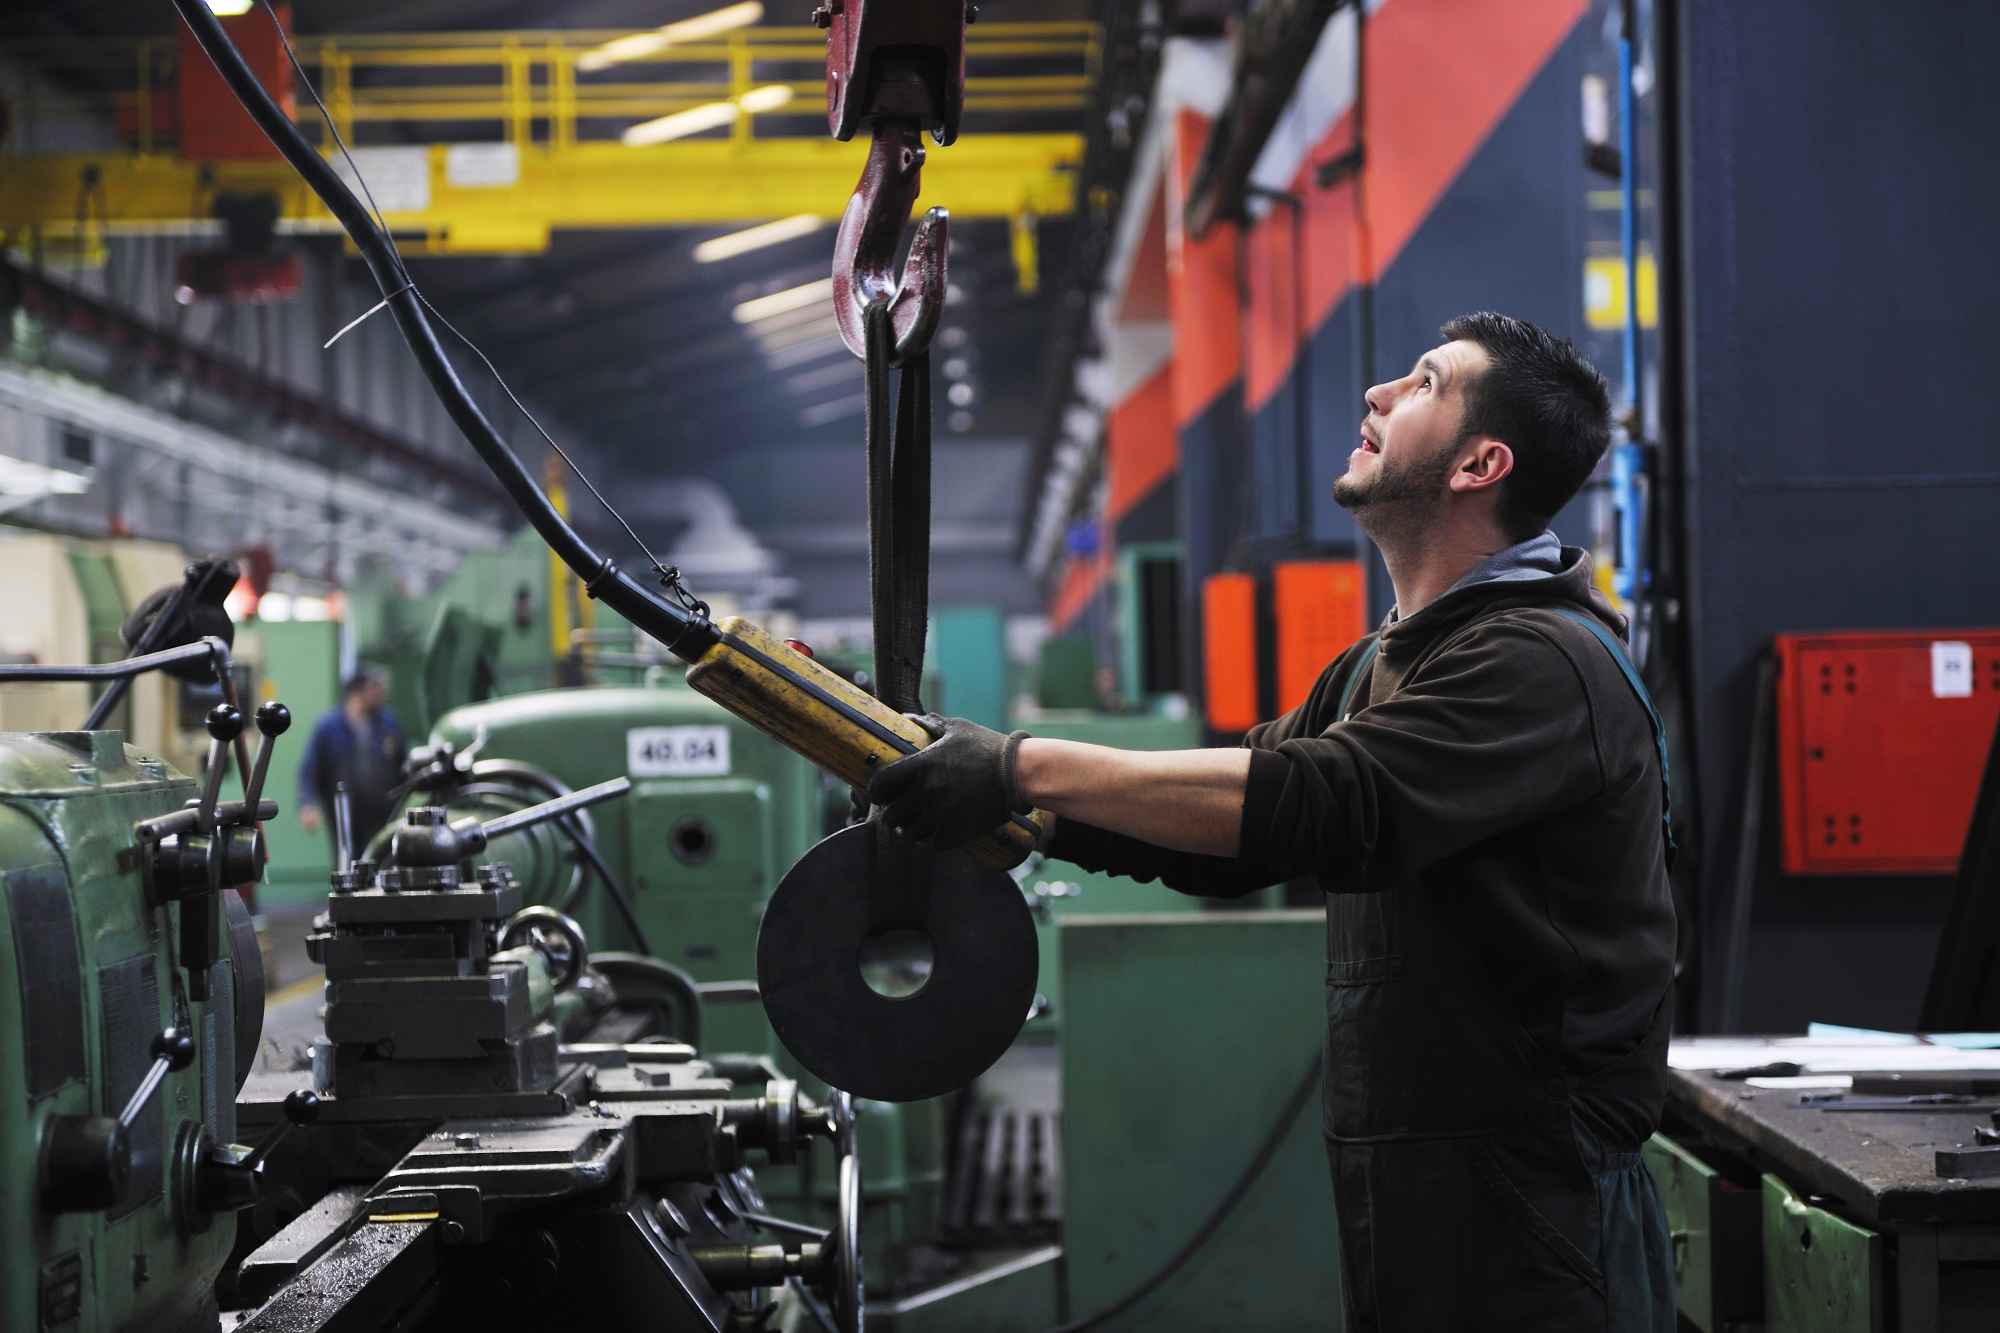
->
[858,928,934,1000]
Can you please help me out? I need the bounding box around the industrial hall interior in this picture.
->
[3,0,1997,1330]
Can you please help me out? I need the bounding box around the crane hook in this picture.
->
[832,121,948,365]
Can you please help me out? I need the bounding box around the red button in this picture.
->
[783,639,815,660]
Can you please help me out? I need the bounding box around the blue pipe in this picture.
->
[1611,29,1647,605]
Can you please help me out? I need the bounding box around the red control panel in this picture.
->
[1776,630,2000,875]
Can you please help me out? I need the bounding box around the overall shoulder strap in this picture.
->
[1335,636,1382,722]
[1547,608,1677,866]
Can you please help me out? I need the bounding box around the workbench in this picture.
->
[1652,1038,2000,1333]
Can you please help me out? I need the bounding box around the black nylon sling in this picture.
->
[862,303,932,716]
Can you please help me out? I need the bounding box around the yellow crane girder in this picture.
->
[1,134,1082,257]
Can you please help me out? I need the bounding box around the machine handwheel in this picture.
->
[832,1150,863,1333]
[499,906,588,990]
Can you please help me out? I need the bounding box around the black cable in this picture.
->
[590,952,702,1051]
[257,1,692,610]
[168,0,716,662]
[1044,1052,1322,1333]
[567,833,654,960]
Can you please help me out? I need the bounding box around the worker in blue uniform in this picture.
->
[870,312,1679,1331]
[295,669,407,858]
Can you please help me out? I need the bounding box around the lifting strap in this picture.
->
[1336,636,1381,722]
[1549,608,1678,867]
[862,304,932,715]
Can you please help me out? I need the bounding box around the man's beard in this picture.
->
[1333,439,1458,542]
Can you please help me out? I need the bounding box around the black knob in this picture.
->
[154,1027,196,1070]
[205,704,243,741]
[40,1115,131,1213]
[284,1089,321,1126]
[255,701,292,737]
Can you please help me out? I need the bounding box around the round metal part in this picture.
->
[223,890,265,1093]
[828,1089,857,1162]
[756,825,1036,1102]
[499,906,589,990]
[834,1152,864,1333]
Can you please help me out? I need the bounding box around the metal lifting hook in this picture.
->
[832,126,946,364]
[819,0,970,364]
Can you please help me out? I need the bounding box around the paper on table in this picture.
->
[1668,1037,2000,1073]
[1805,1022,1921,1045]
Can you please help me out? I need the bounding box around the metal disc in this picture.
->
[757,824,1037,1102]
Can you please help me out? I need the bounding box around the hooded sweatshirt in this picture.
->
[1048,544,1676,1149]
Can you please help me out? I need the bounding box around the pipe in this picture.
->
[0,637,226,684]
[167,0,717,664]
[1610,6,1650,629]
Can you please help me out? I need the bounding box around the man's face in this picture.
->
[359,680,387,715]
[1333,339,1488,521]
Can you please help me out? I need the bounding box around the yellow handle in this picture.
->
[684,616,1046,870]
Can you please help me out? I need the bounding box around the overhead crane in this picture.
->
[1,21,1088,277]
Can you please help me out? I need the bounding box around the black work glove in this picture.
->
[867,715,1031,850]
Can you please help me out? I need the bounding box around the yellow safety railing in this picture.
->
[8,23,1098,157]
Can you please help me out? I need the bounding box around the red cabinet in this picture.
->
[1776,630,2000,875]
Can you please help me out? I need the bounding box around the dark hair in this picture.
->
[1440,312,1611,539]
[342,671,383,698]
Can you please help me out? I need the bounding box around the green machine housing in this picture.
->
[410,676,944,1294]
[1,731,263,1333]
[420,678,822,1051]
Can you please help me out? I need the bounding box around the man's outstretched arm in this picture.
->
[1014,739,1252,856]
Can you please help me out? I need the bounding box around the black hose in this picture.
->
[1045,1053,1322,1332]
[167,0,717,665]
[591,951,703,1051]
[567,833,655,961]
[453,762,649,955]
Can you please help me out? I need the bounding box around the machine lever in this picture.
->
[195,704,242,832]
[333,781,355,872]
[191,1089,321,1220]
[238,701,291,818]
[454,776,632,855]
[39,1031,191,1214]
[241,1089,321,1173]
[119,1027,195,1131]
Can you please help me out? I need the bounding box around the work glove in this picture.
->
[867,715,1031,850]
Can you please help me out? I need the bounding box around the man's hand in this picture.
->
[298,804,323,833]
[867,715,1029,850]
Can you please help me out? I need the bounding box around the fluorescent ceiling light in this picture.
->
[732,276,834,324]
[744,297,841,339]
[766,336,849,370]
[205,0,256,14]
[622,102,739,147]
[694,214,824,264]
[621,84,795,147]
[800,394,867,429]
[754,315,842,355]
[786,361,858,393]
[579,2,764,73]
[0,454,91,497]
[736,84,794,114]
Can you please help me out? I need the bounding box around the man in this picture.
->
[870,312,1678,1331]
[296,670,407,858]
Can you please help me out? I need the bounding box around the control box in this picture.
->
[1776,630,2000,874]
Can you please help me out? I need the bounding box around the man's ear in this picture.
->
[1450,436,1514,496]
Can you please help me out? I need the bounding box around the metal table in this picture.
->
[1659,1040,2000,1332]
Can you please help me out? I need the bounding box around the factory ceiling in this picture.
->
[4,0,1102,616]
